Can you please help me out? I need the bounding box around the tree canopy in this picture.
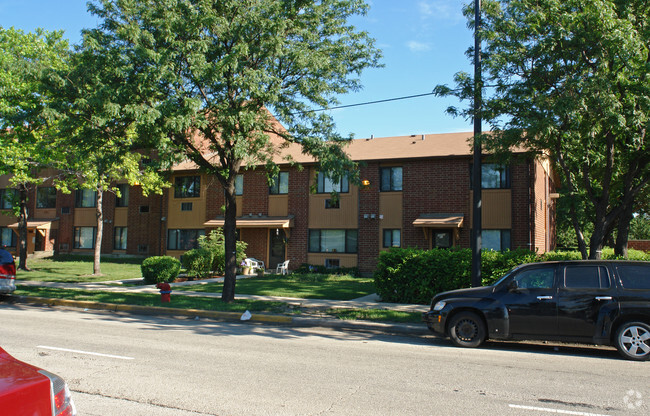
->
[89,0,382,301]
[436,0,650,259]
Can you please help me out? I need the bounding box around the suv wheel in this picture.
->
[448,312,486,348]
[615,322,650,361]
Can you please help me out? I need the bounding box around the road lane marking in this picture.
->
[508,404,611,416]
[37,345,134,360]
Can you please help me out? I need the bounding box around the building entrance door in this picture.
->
[269,229,286,270]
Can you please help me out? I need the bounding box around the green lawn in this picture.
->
[17,255,144,283]
[176,273,376,300]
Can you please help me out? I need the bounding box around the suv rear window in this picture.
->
[564,265,610,289]
[616,264,650,289]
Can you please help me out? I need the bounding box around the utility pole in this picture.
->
[471,0,482,288]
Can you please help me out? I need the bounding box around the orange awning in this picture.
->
[204,215,294,229]
[412,214,464,228]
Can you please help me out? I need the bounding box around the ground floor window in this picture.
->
[482,229,511,251]
[74,227,96,249]
[309,229,358,253]
[114,227,127,250]
[433,231,452,248]
[167,229,205,250]
[0,227,16,248]
[383,229,401,248]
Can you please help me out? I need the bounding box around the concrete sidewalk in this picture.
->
[12,276,431,337]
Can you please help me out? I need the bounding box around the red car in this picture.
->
[0,347,76,415]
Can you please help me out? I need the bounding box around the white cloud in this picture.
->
[406,40,432,52]
[417,0,465,23]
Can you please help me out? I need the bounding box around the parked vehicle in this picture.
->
[0,347,76,415]
[0,248,16,294]
[423,261,650,361]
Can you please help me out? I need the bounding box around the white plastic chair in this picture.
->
[243,258,260,272]
[248,258,265,272]
[276,260,290,275]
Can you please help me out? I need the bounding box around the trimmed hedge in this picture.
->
[141,256,181,284]
[374,247,650,304]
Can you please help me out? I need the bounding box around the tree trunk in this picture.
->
[17,184,29,271]
[614,200,636,259]
[93,188,103,275]
[221,183,238,303]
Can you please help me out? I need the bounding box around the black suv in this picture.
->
[422,261,650,360]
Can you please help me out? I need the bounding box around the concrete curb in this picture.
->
[7,295,430,337]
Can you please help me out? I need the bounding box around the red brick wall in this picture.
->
[358,163,380,274]
[242,170,269,216]
[287,168,310,269]
[402,158,471,249]
[629,240,650,252]
[126,187,165,256]
[510,161,532,251]
[56,192,75,253]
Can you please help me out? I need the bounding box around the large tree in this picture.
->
[0,27,70,269]
[437,0,650,259]
[43,29,169,275]
[89,0,381,301]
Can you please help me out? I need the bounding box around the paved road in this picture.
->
[1,303,648,416]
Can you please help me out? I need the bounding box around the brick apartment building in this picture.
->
[0,132,556,275]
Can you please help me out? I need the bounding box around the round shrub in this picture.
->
[141,256,181,284]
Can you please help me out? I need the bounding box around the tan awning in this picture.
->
[204,215,294,229]
[412,214,464,228]
[7,220,58,230]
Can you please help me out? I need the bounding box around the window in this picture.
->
[514,267,555,289]
[75,189,97,208]
[564,265,610,289]
[383,229,401,248]
[316,172,349,193]
[174,176,200,198]
[74,227,96,249]
[235,175,243,196]
[325,199,339,209]
[434,231,452,248]
[139,205,149,213]
[114,227,127,250]
[167,229,205,250]
[115,184,129,207]
[308,229,358,253]
[181,202,193,211]
[269,172,289,195]
[36,187,57,208]
[0,189,17,210]
[325,259,340,268]
[616,264,650,290]
[380,167,402,191]
[470,163,511,189]
[0,227,16,248]
[482,229,511,251]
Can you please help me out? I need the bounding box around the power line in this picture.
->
[307,91,436,113]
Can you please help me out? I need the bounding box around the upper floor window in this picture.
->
[470,163,511,189]
[316,172,349,194]
[235,175,243,196]
[269,172,289,195]
[0,189,17,210]
[36,187,57,209]
[380,167,402,191]
[174,176,200,198]
[75,189,97,208]
[116,184,129,207]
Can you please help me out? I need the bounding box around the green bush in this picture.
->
[374,248,540,304]
[182,248,214,279]
[141,256,181,284]
[197,229,248,274]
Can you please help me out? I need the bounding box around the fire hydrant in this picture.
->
[156,282,172,303]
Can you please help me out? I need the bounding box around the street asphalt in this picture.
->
[8,275,433,338]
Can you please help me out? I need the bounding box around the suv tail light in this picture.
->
[0,263,15,279]
[38,370,77,416]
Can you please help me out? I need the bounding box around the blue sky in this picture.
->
[0,0,475,138]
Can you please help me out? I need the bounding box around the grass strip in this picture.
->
[176,273,375,300]
[14,286,287,313]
